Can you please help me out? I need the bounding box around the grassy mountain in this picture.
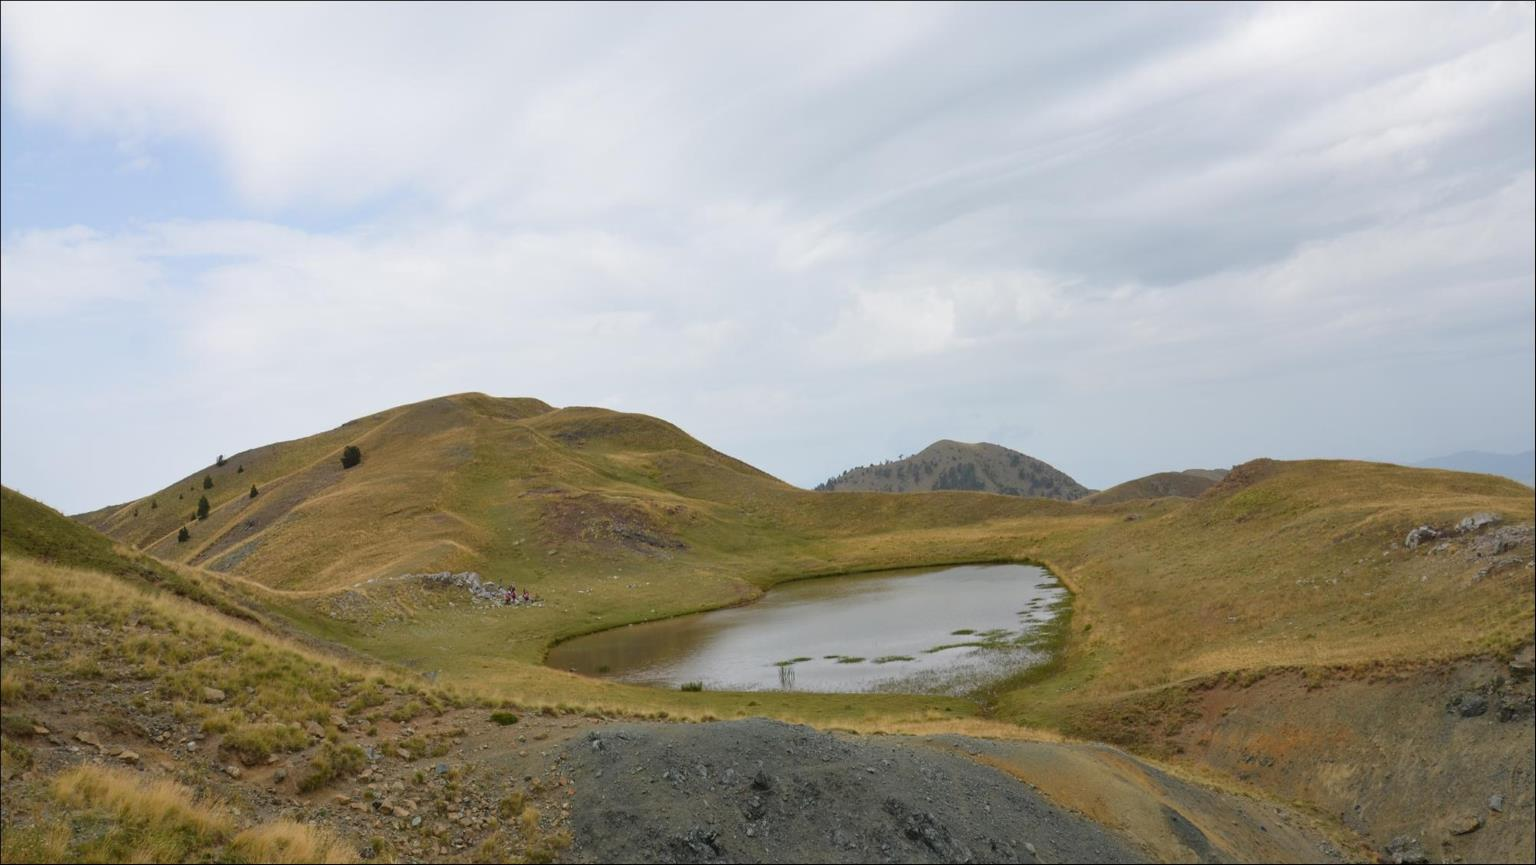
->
[1416,450,1535,487]
[1081,468,1227,505]
[52,393,1536,860]
[0,483,1354,864]
[815,440,1091,500]
[74,393,1530,705]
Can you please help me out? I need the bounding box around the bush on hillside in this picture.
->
[178,527,190,543]
[203,475,214,490]
[340,445,362,470]
[216,454,226,467]
[249,485,259,499]
[197,496,210,521]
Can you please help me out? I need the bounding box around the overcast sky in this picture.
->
[2,2,1533,513]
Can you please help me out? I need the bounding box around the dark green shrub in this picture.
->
[177,527,190,543]
[249,485,259,499]
[202,475,214,489]
[340,445,362,469]
[196,496,210,520]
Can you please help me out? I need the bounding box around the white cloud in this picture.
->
[0,226,161,315]
[0,3,1532,510]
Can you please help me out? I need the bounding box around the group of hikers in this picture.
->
[500,586,537,606]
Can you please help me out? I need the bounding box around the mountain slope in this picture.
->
[73,393,802,591]
[1416,450,1535,487]
[56,396,1536,862]
[1081,468,1227,505]
[1,485,1349,865]
[816,440,1091,500]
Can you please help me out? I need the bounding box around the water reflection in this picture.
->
[546,563,1068,694]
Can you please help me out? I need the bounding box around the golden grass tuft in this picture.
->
[0,764,360,864]
[51,763,235,837]
[230,820,358,864]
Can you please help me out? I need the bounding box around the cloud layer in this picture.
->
[2,2,1532,512]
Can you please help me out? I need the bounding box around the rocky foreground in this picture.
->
[562,719,1345,864]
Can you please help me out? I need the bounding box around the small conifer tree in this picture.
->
[216,454,226,467]
[250,484,259,499]
[178,527,190,543]
[237,464,244,473]
[203,475,214,489]
[197,495,210,520]
[341,445,362,469]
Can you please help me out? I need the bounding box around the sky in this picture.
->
[2,2,1533,514]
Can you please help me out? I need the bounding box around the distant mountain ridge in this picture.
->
[815,440,1091,501]
[1415,450,1534,487]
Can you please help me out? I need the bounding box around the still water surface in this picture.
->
[546,563,1068,694]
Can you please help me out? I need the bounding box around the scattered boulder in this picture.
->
[1385,835,1429,864]
[224,764,243,779]
[1472,523,1534,559]
[1404,526,1441,549]
[1448,815,1482,835]
[116,749,140,764]
[305,720,325,737]
[663,827,723,862]
[1510,652,1534,682]
[202,687,227,703]
[1489,794,1504,813]
[74,731,104,751]
[1497,693,1533,723]
[1448,692,1489,718]
[1457,513,1501,534]
[884,799,974,862]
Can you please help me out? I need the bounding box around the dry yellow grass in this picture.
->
[51,763,235,837]
[230,821,358,864]
[0,764,355,864]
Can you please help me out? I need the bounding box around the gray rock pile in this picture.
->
[562,718,1143,864]
[412,571,506,603]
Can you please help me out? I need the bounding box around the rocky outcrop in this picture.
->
[410,571,527,604]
